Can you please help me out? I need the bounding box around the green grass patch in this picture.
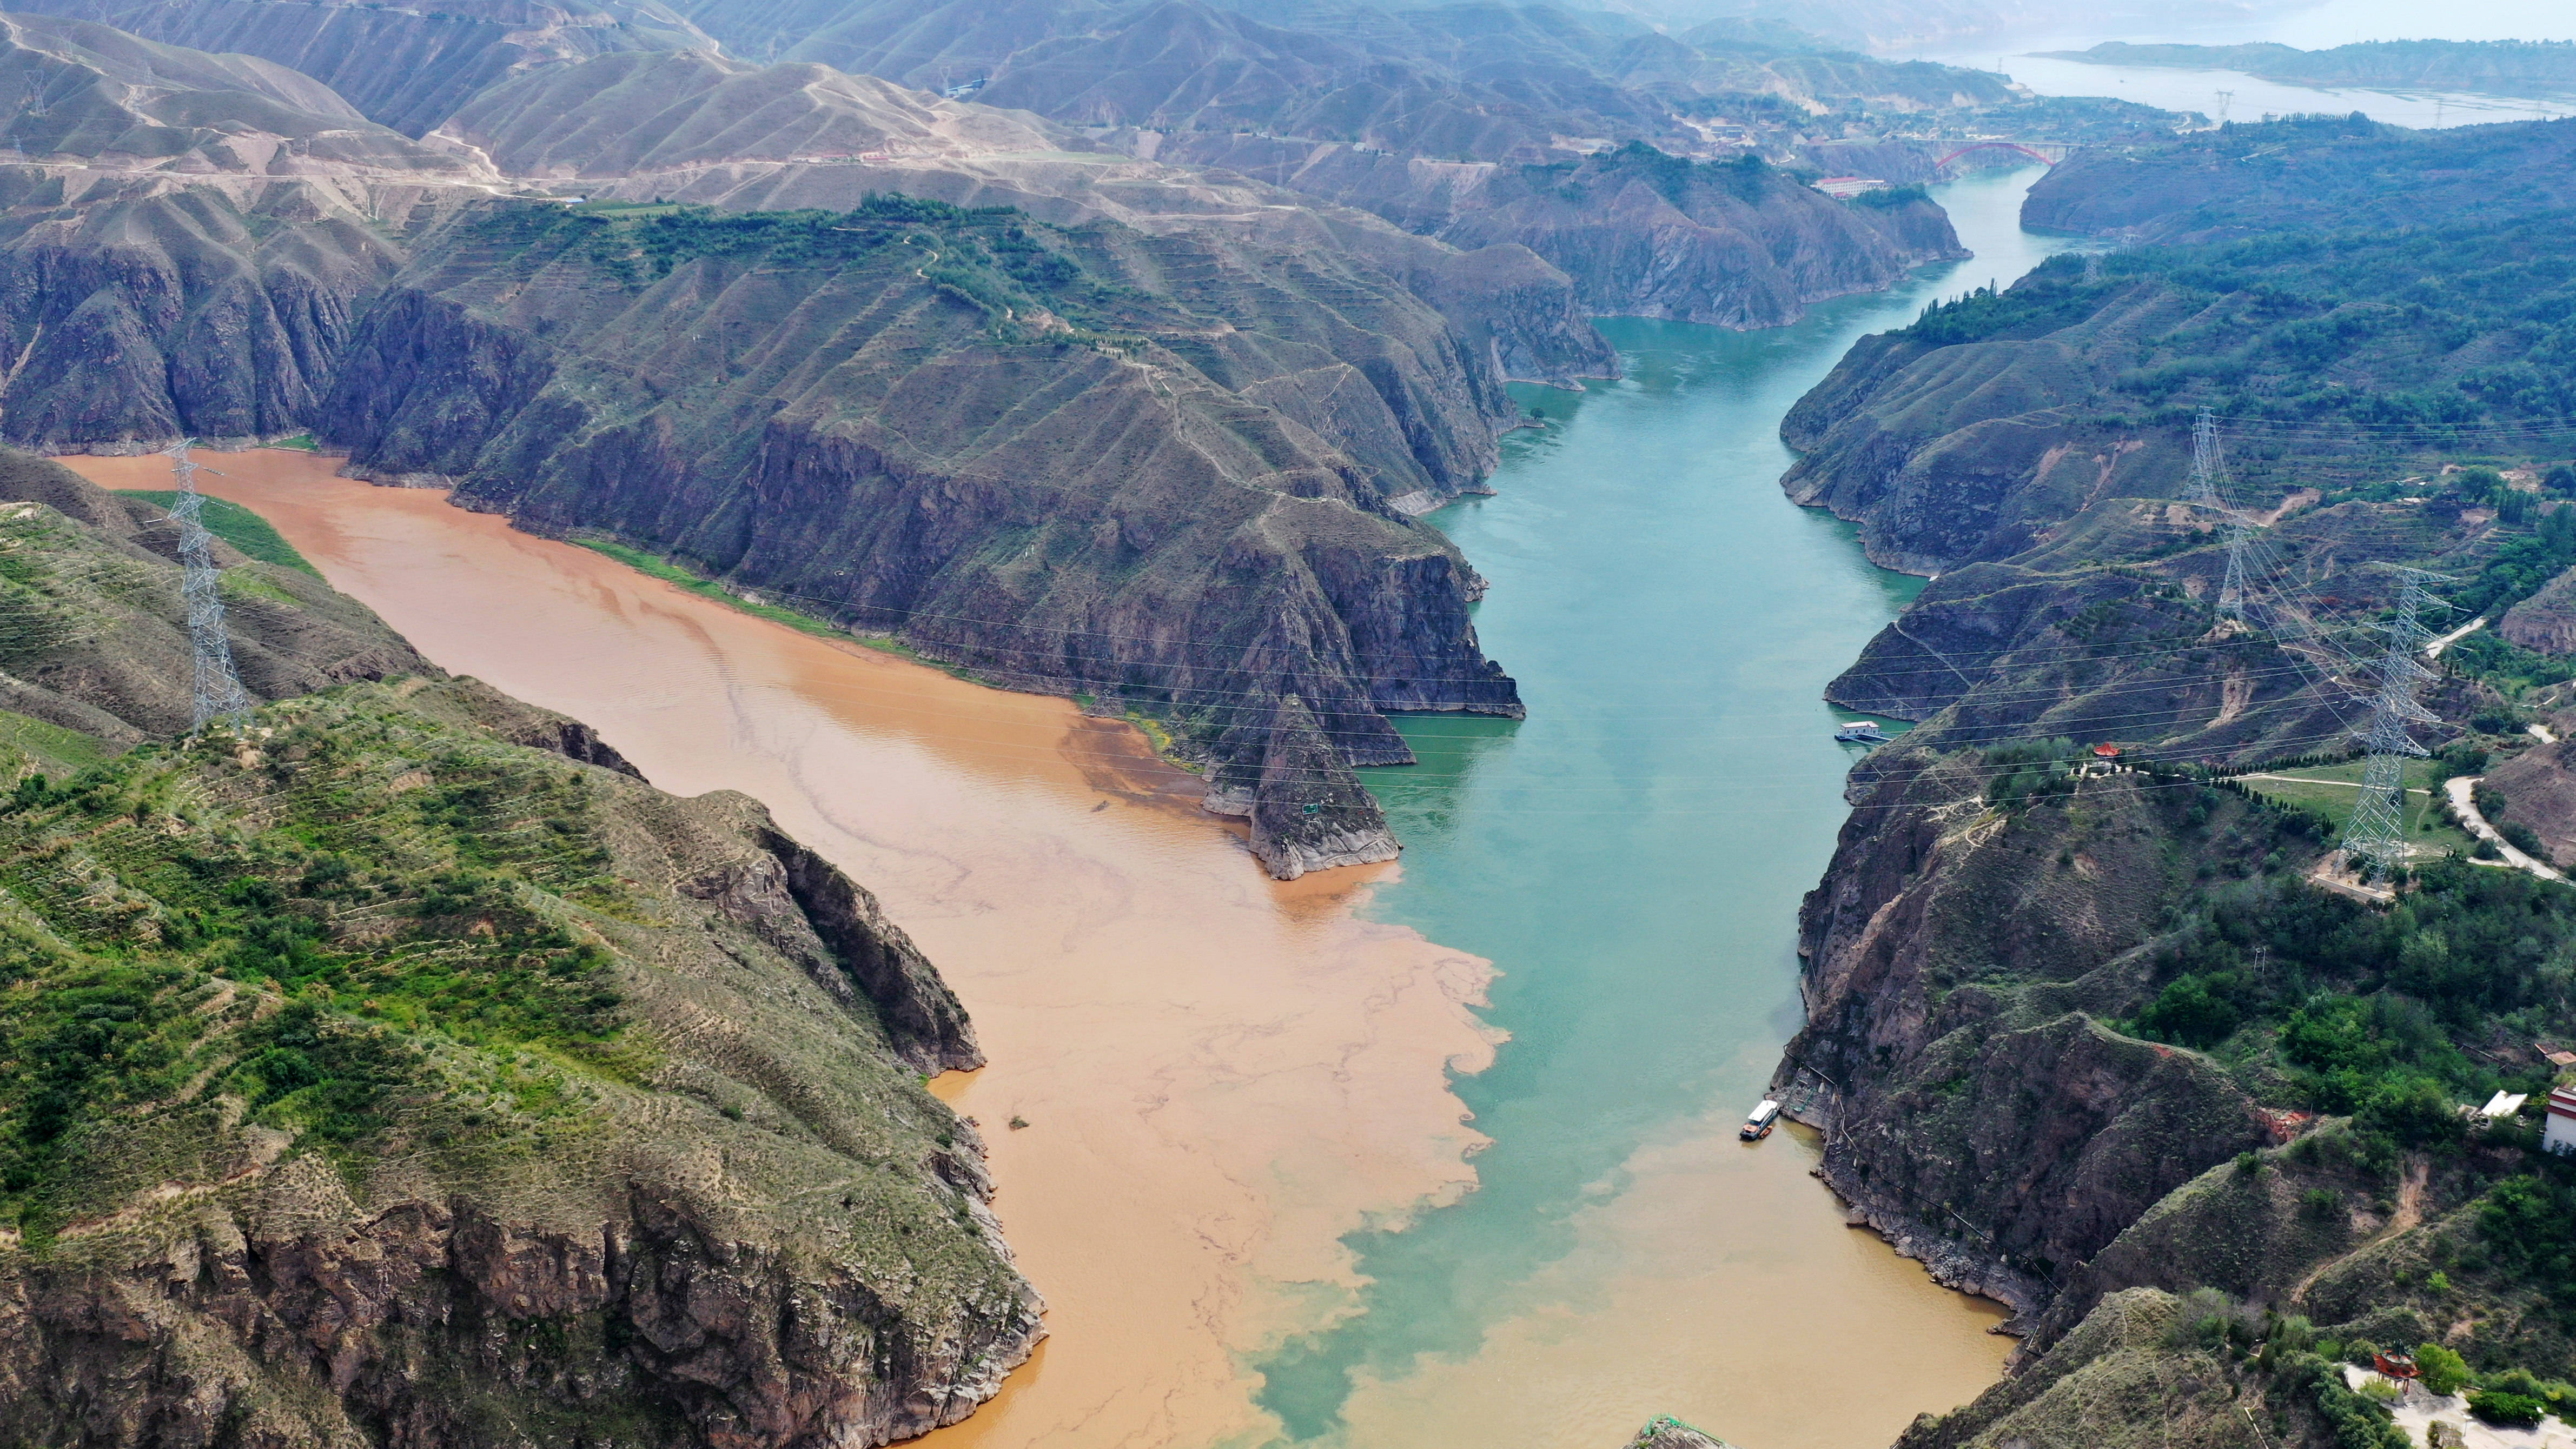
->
[114,491,319,576]
[572,540,850,640]
[2236,759,2476,855]
[0,709,110,774]
[269,433,321,451]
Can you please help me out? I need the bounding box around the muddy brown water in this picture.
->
[61,448,2008,1448]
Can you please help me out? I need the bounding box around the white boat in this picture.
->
[1835,721,1890,744]
[1740,1099,1782,1140]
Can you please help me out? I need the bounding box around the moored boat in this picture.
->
[1740,1099,1781,1140]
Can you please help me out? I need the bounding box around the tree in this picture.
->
[2415,1342,2472,1396]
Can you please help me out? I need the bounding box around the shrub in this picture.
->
[2468,1390,2546,1426]
[2416,1342,2473,1397]
[2358,1375,2401,1402]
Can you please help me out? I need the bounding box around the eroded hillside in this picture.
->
[0,449,1039,1446]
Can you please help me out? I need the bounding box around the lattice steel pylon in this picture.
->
[165,439,252,731]
[2186,409,2254,620]
[2340,567,2455,875]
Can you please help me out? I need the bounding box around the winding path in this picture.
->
[2444,775,2565,882]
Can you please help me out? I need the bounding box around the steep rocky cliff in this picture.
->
[0,450,1037,1446]
[0,172,473,451]
[315,198,1526,875]
[1778,752,2283,1323]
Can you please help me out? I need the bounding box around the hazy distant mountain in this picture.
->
[0,10,469,172]
[2038,38,2576,99]
[648,0,2017,161]
[5,0,713,134]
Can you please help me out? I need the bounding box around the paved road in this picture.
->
[2446,775,2566,882]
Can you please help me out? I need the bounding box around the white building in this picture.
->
[2546,1087,2576,1155]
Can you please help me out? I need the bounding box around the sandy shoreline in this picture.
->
[63,449,1504,1449]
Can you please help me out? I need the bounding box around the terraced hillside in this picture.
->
[0,449,1038,1445]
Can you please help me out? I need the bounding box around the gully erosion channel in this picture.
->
[68,167,2063,1449]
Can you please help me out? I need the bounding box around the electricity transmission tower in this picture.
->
[2186,409,2254,620]
[165,440,252,731]
[2341,567,2455,875]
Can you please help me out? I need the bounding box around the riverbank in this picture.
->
[63,449,1502,1449]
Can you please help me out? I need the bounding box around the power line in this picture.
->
[165,440,252,732]
[2341,567,2454,877]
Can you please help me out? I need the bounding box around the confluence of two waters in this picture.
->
[1251,168,2072,1448]
[83,168,2069,1449]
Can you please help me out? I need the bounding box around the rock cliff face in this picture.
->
[2499,566,2576,656]
[1778,753,2275,1324]
[0,466,1037,1446]
[2482,712,2576,869]
[315,200,1527,873]
[0,173,451,452]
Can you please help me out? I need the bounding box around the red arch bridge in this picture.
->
[1931,140,2077,171]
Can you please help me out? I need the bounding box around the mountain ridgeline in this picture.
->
[1747,114,2576,1449]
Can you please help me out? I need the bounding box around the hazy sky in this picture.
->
[2191,0,2576,46]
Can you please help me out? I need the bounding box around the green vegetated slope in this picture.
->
[0,450,1038,1444]
[322,193,1528,878]
[2023,113,2576,243]
[2040,39,2576,101]
[111,489,319,574]
[1788,119,2576,772]
[1183,139,1968,330]
[1762,116,2576,1449]
[0,451,421,744]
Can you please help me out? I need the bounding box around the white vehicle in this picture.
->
[1740,1099,1782,1141]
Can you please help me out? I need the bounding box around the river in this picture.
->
[65,165,2061,1449]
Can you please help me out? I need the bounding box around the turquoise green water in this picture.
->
[1254,169,2074,1445]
